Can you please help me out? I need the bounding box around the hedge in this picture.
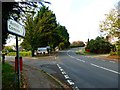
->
[7,51,31,57]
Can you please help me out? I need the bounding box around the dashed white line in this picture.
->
[109,61,115,63]
[64,75,70,79]
[57,64,79,89]
[67,80,75,85]
[67,50,119,75]
[74,86,79,90]
[90,63,120,74]
[60,68,63,71]
[62,71,66,74]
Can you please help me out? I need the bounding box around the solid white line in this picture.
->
[90,63,120,74]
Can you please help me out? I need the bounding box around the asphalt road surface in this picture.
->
[56,48,119,89]
[6,48,120,89]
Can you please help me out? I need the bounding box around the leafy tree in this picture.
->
[2,1,50,48]
[85,36,113,54]
[21,6,70,54]
[56,24,70,49]
[70,41,85,48]
[21,6,58,56]
[99,9,119,38]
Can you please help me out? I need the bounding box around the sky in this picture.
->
[6,0,119,46]
[46,0,119,43]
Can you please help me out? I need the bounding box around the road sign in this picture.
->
[7,19,25,88]
[7,19,25,37]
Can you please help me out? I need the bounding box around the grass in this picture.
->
[2,63,18,89]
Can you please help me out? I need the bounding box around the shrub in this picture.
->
[110,51,117,55]
[7,51,31,57]
[85,36,113,54]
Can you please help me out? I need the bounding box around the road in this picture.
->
[57,48,119,89]
[6,48,119,89]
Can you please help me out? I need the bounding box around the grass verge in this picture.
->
[2,63,17,89]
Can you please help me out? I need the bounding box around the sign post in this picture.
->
[7,19,25,88]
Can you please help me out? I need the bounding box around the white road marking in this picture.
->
[57,64,79,89]
[67,50,119,75]
[62,71,66,74]
[90,63,120,74]
[64,75,70,79]
[67,80,75,85]
[57,64,60,67]
[74,86,79,90]
[109,61,115,63]
[60,68,63,71]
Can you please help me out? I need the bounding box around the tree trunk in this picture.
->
[31,49,35,57]
[2,54,5,64]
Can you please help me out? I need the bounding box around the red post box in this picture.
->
[15,57,23,72]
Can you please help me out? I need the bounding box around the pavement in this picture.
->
[6,56,71,89]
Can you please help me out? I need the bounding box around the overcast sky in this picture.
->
[46,0,119,42]
[6,0,119,46]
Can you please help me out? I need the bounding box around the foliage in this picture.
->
[21,6,70,56]
[70,41,85,48]
[3,46,15,52]
[99,9,120,38]
[7,51,31,57]
[110,51,117,55]
[2,1,50,48]
[85,36,113,54]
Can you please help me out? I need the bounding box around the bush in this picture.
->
[3,46,15,52]
[110,51,117,55]
[70,41,85,48]
[85,36,113,54]
[7,51,31,57]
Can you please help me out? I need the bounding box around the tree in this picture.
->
[2,1,50,48]
[85,36,113,54]
[21,6,70,54]
[70,41,85,48]
[56,24,70,49]
[21,6,58,56]
[99,9,119,38]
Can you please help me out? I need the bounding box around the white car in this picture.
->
[37,47,48,54]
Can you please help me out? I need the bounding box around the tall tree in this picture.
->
[21,6,58,56]
[21,6,70,55]
[2,1,50,48]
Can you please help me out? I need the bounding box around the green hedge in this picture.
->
[7,51,31,57]
[110,51,118,56]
